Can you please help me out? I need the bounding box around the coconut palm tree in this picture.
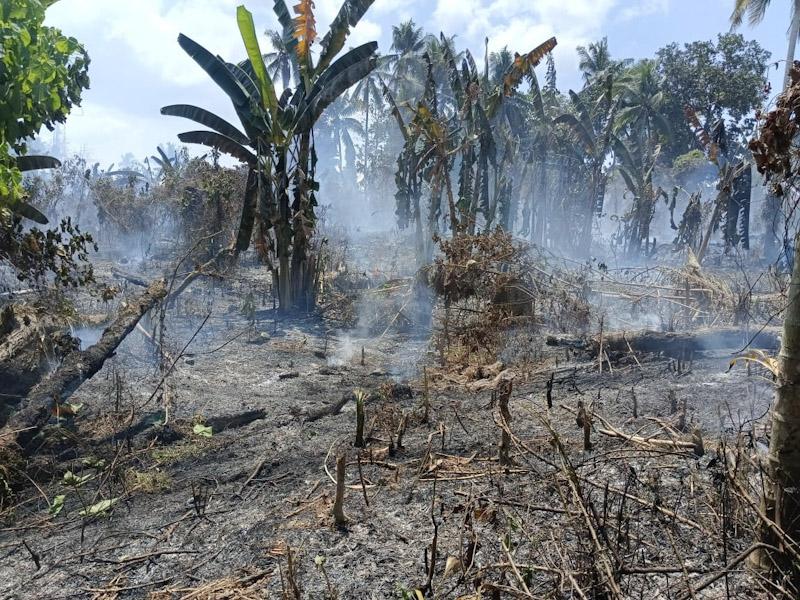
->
[576,37,612,84]
[489,47,514,85]
[264,28,294,89]
[555,76,620,254]
[616,60,671,151]
[319,96,363,176]
[424,33,463,108]
[731,0,800,89]
[350,61,386,197]
[385,19,426,102]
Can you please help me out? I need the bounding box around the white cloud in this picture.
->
[619,0,670,21]
[38,0,737,164]
[49,101,190,162]
[46,0,273,86]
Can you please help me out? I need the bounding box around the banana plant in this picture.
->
[431,35,557,232]
[683,108,752,261]
[554,74,621,256]
[382,34,557,265]
[612,134,667,256]
[161,1,378,312]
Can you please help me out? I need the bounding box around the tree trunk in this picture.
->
[0,307,77,413]
[784,1,800,90]
[753,232,800,582]
[290,132,314,312]
[587,327,781,358]
[364,86,370,204]
[0,279,167,452]
[274,149,293,311]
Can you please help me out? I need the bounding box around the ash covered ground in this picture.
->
[0,231,783,599]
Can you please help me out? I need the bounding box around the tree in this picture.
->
[0,0,95,287]
[384,34,557,264]
[731,0,800,89]
[656,33,770,161]
[318,95,363,176]
[385,20,426,102]
[350,61,386,201]
[576,37,613,84]
[264,28,295,90]
[162,1,378,312]
[746,66,800,588]
[555,77,620,255]
[1,0,89,222]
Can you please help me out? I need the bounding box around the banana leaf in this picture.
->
[235,169,259,252]
[236,6,279,113]
[177,131,258,166]
[316,0,376,74]
[11,202,49,225]
[554,113,596,156]
[161,105,250,146]
[178,34,248,108]
[15,155,61,172]
[295,50,377,132]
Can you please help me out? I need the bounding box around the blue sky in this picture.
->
[42,0,792,163]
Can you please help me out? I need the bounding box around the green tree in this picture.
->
[0,0,94,287]
[264,28,295,89]
[385,19,426,102]
[351,60,386,201]
[1,0,89,220]
[318,95,363,176]
[656,33,770,161]
[576,37,613,84]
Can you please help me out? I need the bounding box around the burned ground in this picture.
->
[0,234,782,599]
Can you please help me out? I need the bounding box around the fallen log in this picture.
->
[301,392,355,422]
[0,278,167,452]
[589,327,781,358]
[0,305,78,408]
[111,267,149,287]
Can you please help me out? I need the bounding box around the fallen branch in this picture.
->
[590,327,781,357]
[0,278,167,452]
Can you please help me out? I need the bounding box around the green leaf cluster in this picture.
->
[0,0,89,212]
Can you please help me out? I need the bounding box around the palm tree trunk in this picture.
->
[364,86,370,203]
[785,0,800,89]
[752,231,800,585]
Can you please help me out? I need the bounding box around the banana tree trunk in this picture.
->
[535,155,548,247]
[753,231,800,582]
[289,132,315,312]
[274,149,293,311]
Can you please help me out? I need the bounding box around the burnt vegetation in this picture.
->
[4,1,800,598]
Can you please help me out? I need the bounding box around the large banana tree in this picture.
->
[162,1,378,312]
[555,77,620,256]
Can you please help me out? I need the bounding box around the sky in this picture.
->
[42,0,793,163]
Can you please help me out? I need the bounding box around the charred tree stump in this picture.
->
[0,279,167,452]
[498,379,513,467]
[333,453,348,526]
